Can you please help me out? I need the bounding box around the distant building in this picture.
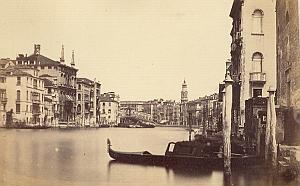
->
[0,58,15,69]
[76,78,101,127]
[100,92,120,125]
[188,93,221,130]
[276,0,300,144]
[15,44,78,125]
[0,66,47,126]
[230,0,276,135]
[180,80,188,126]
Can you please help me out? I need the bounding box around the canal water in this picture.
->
[0,127,298,186]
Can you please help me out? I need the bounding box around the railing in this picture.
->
[0,97,7,102]
[249,72,266,82]
[32,110,41,115]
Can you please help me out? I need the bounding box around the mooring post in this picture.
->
[265,92,271,161]
[223,72,233,178]
[268,86,277,167]
[222,88,226,132]
[188,112,192,141]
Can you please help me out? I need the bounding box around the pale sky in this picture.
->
[0,0,233,101]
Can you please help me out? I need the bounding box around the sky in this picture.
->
[0,0,233,101]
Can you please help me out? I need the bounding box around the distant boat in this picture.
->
[107,138,262,168]
[99,124,110,128]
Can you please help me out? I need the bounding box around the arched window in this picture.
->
[286,11,289,24]
[252,52,263,72]
[252,9,263,34]
[77,104,81,113]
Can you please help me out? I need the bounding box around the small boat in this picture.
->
[99,124,110,128]
[107,139,262,168]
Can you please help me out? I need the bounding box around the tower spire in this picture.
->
[60,44,65,63]
[71,50,75,67]
[181,79,188,103]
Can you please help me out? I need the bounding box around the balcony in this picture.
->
[0,97,7,103]
[32,98,41,103]
[32,110,41,115]
[249,72,266,83]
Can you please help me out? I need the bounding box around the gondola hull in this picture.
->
[107,139,262,168]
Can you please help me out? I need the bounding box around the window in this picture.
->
[0,77,6,83]
[78,93,81,101]
[108,109,111,114]
[252,52,263,72]
[102,109,105,114]
[33,79,37,88]
[103,102,105,106]
[253,89,262,98]
[17,77,21,86]
[78,84,81,90]
[17,90,21,101]
[286,11,289,24]
[109,102,111,106]
[26,91,28,100]
[252,9,263,34]
[16,104,20,114]
[41,66,44,69]
[26,105,28,112]
[48,66,52,69]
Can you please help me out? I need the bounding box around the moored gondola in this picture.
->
[107,138,262,168]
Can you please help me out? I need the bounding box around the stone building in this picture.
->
[0,66,47,127]
[15,44,78,125]
[180,80,188,126]
[230,0,276,135]
[100,92,120,125]
[76,78,101,127]
[188,93,221,130]
[276,0,300,144]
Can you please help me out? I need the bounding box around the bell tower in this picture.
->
[181,79,188,103]
[180,79,188,126]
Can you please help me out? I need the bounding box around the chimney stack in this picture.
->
[60,44,65,63]
[71,50,75,67]
[34,44,41,55]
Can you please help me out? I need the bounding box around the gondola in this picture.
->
[107,138,262,168]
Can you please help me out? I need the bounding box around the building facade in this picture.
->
[276,0,300,144]
[230,0,276,135]
[76,78,101,127]
[15,44,78,125]
[100,92,120,125]
[0,67,47,127]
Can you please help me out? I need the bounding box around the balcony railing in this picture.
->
[32,110,41,115]
[0,97,7,103]
[249,72,266,82]
[32,98,41,103]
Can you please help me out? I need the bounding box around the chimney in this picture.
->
[71,50,75,67]
[34,44,41,55]
[60,44,65,63]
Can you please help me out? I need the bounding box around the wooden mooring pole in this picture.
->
[223,73,233,178]
[268,86,277,167]
[265,89,271,161]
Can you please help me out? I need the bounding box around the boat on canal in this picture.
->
[107,138,262,168]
